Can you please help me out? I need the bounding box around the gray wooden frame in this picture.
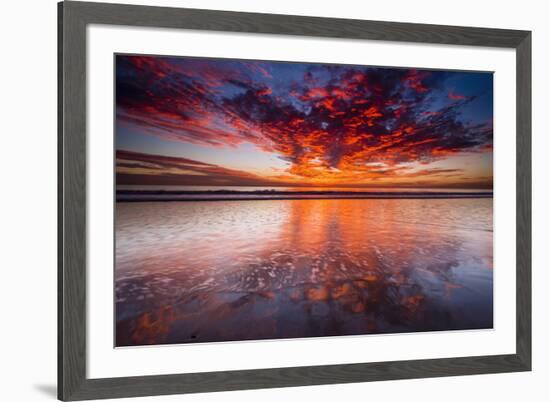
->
[58,1,531,400]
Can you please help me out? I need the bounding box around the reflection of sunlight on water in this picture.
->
[115,198,493,346]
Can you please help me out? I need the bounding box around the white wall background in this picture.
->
[0,0,546,401]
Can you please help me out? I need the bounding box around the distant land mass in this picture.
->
[116,189,493,202]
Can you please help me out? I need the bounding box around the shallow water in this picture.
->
[115,198,493,346]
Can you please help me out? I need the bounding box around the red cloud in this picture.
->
[117,150,485,188]
[116,56,493,187]
[448,91,467,100]
[404,70,429,93]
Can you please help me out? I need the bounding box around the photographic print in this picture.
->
[115,54,493,347]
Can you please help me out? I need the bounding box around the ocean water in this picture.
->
[115,198,493,346]
[117,185,492,193]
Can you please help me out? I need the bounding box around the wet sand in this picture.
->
[115,198,493,346]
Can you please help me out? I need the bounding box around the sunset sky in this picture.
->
[115,55,493,189]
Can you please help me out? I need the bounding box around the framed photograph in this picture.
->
[58,1,531,400]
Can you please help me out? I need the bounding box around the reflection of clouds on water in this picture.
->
[115,198,493,346]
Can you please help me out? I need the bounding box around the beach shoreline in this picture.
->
[116,190,493,202]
